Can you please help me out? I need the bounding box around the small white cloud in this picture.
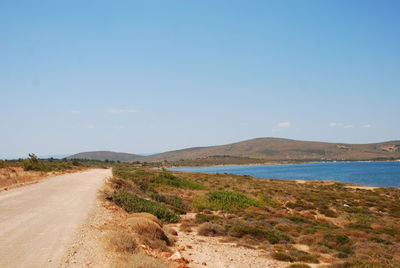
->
[272,128,281,133]
[71,110,81,114]
[87,125,95,129]
[344,125,354,129]
[277,122,291,128]
[363,124,372,128]
[329,122,343,127]
[113,125,124,130]
[106,108,139,113]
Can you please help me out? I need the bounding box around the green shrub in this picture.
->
[22,154,73,171]
[258,193,281,207]
[228,225,292,244]
[113,190,179,223]
[319,208,338,218]
[147,191,186,209]
[324,234,350,246]
[195,213,221,223]
[192,190,261,212]
[368,237,393,245]
[154,171,205,189]
[0,160,8,168]
[272,251,295,262]
[113,168,205,190]
[272,248,319,263]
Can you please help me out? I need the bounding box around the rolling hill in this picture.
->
[138,137,400,163]
[68,151,142,162]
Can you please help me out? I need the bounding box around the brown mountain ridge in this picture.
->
[138,137,400,163]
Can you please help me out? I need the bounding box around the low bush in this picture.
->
[198,222,226,236]
[368,237,393,245]
[319,208,338,218]
[113,191,179,223]
[126,217,172,247]
[104,230,137,253]
[272,251,295,262]
[228,225,292,244]
[193,190,261,212]
[22,154,73,172]
[0,160,8,169]
[154,171,205,189]
[195,213,222,223]
[272,247,319,264]
[147,191,186,210]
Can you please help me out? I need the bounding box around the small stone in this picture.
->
[162,252,172,258]
[169,251,183,261]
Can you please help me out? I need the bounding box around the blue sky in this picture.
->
[1,0,400,159]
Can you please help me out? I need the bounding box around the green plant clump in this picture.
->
[113,190,179,223]
[193,190,261,212]
[228,225,292,244]
[154,171,205,189]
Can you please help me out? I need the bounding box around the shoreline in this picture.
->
[166,159,400,169]
[167,161,400,189]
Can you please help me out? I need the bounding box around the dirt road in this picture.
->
[0,169,111,268]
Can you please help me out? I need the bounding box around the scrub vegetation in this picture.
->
[108,165,400,267]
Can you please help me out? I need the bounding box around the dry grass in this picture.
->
[0,166,85,190]
[0,167,46,189]
[179,220,194,233]
[128,212,162,226]
[103,230,138,254]
[113,251,171,268]
[126,217,172,250]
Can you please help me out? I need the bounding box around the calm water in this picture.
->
[171,161,400,188]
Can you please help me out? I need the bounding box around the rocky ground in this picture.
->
[167,215,287,268]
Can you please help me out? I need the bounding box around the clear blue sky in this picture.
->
[1,0,399,159]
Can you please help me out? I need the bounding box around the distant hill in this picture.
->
[68,151,142,162]
[138,138,400,163]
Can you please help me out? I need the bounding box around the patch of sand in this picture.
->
[167,214,287,268]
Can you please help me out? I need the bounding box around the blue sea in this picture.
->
[171,161,400,188]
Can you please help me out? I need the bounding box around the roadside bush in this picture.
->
[192,190,261,212]
[104,230,137,253]
[22,154,73,171]
[126,217,172,247]
[113,190,179,223]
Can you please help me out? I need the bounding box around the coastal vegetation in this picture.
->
[108,165,400,267]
